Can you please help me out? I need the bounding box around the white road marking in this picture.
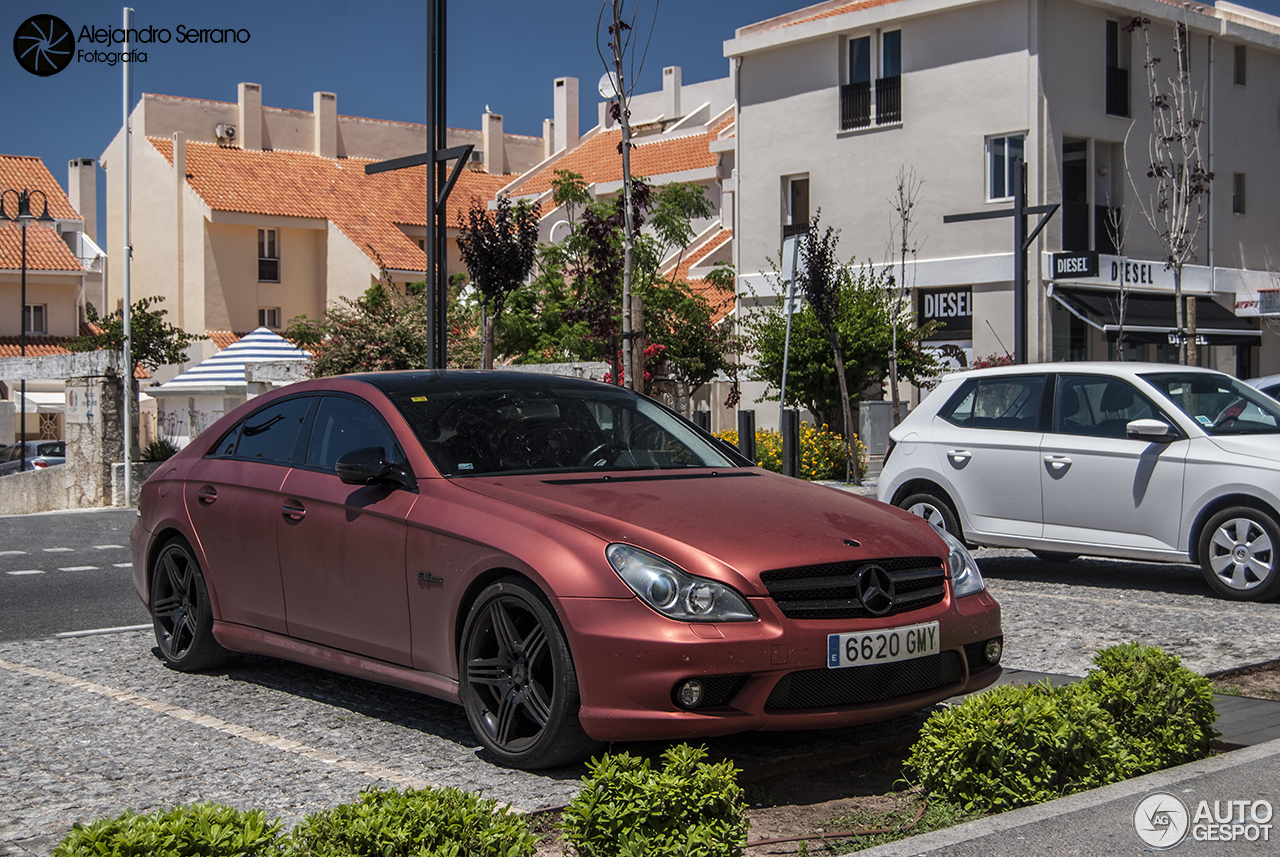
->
[0,657,438,791]
[92,544,126,550]
[53,624,152,638]
[58,566,98,572]
[6,570,43,576]
[113,562,132,568]
[42,547,74,553]
[0,550,27,556]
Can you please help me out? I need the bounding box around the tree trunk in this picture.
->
[1185,281,1199,367]
[1174,273,1186,365]
[481,307,494,370]
[830,333,860,485]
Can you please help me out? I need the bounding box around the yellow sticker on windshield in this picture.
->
[411,396,428,402]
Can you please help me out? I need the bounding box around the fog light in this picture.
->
[676,679,705,709]
[985,638,1003,664]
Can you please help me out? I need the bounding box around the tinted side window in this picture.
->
[964,376,1045,431]
[304,396,401,471]
[939,380,978,427]
[209,424,241,458]
[231,397,312,464]
[1056,375,1156,438]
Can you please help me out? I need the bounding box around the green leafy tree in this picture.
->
[287,279,480,378]
[742,255,939,434]
[456,196,540,368]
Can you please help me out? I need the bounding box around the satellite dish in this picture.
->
[598,71,622,99]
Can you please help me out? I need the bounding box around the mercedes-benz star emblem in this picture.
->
[856,564,895,616]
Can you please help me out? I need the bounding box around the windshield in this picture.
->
[1142,372,1280,435]
[389,383,737,477]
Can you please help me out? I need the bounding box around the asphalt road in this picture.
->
[0,508,147,641]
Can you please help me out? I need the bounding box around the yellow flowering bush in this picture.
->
[716,422,866,481]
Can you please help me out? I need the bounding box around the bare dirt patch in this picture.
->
[1209,657,1280,702]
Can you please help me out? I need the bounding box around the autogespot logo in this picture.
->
[1134,794,1190,849]
[13,14,74,76]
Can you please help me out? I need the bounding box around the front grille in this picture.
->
[764,651,962,710]
[760,556,946,620]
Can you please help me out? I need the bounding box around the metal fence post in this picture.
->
[692,409,711,432]
[781,409,800,478]
[737,410,756,463]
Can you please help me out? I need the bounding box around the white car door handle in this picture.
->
[946,450,972,464]
[1044,455,1072,470]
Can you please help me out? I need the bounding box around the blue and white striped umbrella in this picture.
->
[156,327,310,391]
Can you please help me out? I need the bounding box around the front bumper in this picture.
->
[559,589,1002,742]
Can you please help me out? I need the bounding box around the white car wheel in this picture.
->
[1199,507,1280,601]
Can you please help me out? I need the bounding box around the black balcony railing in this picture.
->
[840,81,871,130]
[1062,201,1090,252]
[1095,205,1121,255]
[875,75,901,124]
[1106,66,1129,117]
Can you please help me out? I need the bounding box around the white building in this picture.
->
[726,0,1278,423]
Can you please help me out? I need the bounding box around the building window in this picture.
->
[1105,21,1129,117]
[987,134,1025,201]
[1234,44,1246,86]
[842,36,872,129]
[259,307,281,329]
[876,30,902,125]
[23,304,47,335]
[258,228,280,282]
[1233,173,1246,215]
[784,176,810,238]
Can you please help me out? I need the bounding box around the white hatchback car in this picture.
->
[878,362,1280,601]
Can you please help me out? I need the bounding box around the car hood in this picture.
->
[1205,433,1280,464]
[454,469,945,596]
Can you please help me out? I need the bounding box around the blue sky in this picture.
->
[2,0,801,236]
[5,0,1280,236]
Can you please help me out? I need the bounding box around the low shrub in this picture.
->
[715,422,867,481]
[142,438,181,462]
[905,681,1132,813]
[1079,641,1219,774]
[284,786,535,857]
[907,642,1221,814]
[53,802,283,857]
[558,743,748,857]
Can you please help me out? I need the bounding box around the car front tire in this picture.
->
[150,536,230,671]
[459,578,603,769]
[1199,507,1280,601]
[899,490,961,539]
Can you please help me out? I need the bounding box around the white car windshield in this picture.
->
[1143,372,1280,435]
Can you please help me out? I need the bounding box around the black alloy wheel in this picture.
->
[150,537,228,671]
[459,578,602,769]
[899,490,961,538]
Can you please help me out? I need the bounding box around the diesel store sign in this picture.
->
[918,287,973,341]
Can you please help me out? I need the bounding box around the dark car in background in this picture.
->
[0,440,66,476]
[132,371,1003,768]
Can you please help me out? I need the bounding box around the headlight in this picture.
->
[606,544,756,622]
[929,522,986,597]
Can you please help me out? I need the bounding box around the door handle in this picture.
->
[945,450,972,464]
[281,500,306,521]
[1044,455,1072,470]
[196,486,217,505]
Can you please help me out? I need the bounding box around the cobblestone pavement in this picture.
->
[3,548,1279,855]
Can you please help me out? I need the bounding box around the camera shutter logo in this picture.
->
[1134,793,1190,849]
[14,14,74,76]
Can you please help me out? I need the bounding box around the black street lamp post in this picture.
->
[0,188,56,473]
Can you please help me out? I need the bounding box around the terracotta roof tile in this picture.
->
[0,223,82,272]
[150,139,513,273]
[665,228,735,323]
[0,155,82,221]
[514,129,718,198]
[205,330,247,350]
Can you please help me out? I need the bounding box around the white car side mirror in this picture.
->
[1126,418,1176,443]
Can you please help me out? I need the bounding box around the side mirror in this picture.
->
[336,447,416,489]
[1126,418,1176,444]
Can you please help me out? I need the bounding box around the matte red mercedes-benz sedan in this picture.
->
[132,371,1003,768]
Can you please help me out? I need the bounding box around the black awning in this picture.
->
[1050,287,1261,346]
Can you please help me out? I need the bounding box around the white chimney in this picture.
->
[482,110,506,174]
[314,92,337,158]
[67,158,96,243]
[238,82,262,151]
[543,118,555,161]
[553,77,579,154]
[663,66,682,120]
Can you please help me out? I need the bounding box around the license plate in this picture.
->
[827,621,940,669]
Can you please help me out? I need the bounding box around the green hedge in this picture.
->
[907,642,1220,812]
